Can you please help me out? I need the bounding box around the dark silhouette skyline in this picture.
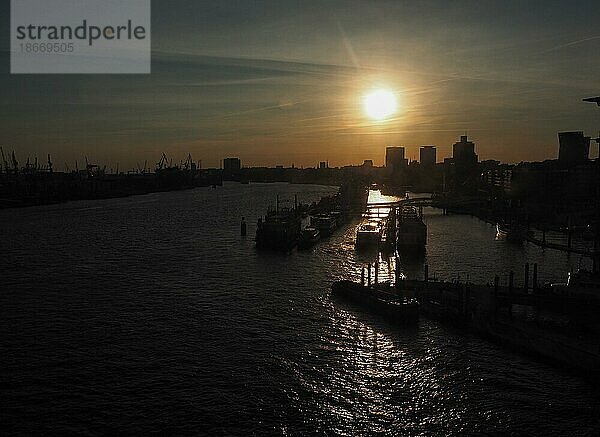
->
[1,1,600,169]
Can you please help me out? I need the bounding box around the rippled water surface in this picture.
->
[2,183,599,435]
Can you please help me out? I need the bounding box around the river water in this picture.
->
[1,182,599,435]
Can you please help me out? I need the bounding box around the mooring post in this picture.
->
[424,264,429,282]
[367,263,372,287]
[593,233,600,275]
[395,257,400,288]
[240,217,247,236]
[361,266,365,287]
[508,271,514,316]
[542,229,546,245]
[533,263,538,292]
[374,260,379,285]
[524,263,529,291]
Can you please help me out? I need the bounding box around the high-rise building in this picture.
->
[222,157,242,181]
[385,146,408,172]
[223,157,241,172]
[420,146,436,167]
[558,131,590,164]
[452,135,478,167]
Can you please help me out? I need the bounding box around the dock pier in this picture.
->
[342,260,600,375]
[396,264,600,375]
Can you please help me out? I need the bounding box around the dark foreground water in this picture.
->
[1,183,599,435]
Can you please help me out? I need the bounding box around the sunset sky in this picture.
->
[1,0,600,170]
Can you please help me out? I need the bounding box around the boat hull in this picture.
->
[397,207,427,252]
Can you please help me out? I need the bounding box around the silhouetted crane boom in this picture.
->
[0,147,9,174]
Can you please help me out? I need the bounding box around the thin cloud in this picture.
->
[543,35,600,53]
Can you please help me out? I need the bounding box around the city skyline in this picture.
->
[2,0,600,169]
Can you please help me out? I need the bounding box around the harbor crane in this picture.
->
[183,153,196,171]
[0,147,9,174]
[11,151,18,174]
[157,153,169,170]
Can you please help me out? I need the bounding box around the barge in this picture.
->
[256,207,301,251]
[397,206,426,253]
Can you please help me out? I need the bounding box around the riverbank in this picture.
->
[0,170,224,209]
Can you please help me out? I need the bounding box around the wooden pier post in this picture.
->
[374,260,379,285]
[240,217,247,236]
[532,263,538,292]
[593,234,600,275]
[567,216,572,248]
[361,267,365,287]
[508,271,514,316]
[424,264,429,282]
[524,263,529,291]
[367,263,372,287]
[395,257,400,288]
[542,229,546,245]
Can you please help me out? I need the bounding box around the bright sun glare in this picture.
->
[364,89,397,121]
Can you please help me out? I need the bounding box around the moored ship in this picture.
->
[397,206,427,253]
[310,214,337,238]
[355,221,382,250]
[298,227,320,249]
[496,221,529,243]
[256,207,301,251]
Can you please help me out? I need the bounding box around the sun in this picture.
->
[363,89,397,121]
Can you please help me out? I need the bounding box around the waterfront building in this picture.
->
[452,135,478,168]
[223,157,241,172]
[558,131,590,164]
[385,146,408,171]
[420,145,436,167]
[223,157,242,181]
